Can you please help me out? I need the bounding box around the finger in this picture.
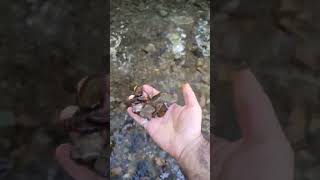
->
[232,69,285,143]
[55,144,104,180]
[181,83,199,107]
[55,105,79,128]
[77,76,88,93]
[60,106,79,121]
[127,107,149,129]
[142,84,160,98]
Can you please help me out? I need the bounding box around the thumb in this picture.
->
[232,70,284,142]
[182,83,200,108]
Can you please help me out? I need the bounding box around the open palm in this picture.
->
[127,84,203,159]
[213,70,294,180]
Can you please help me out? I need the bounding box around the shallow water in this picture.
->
[110,0,210,179]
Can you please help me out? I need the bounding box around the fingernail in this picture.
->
[182,83,190,90]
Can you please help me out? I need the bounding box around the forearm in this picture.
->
[177,135,210,180]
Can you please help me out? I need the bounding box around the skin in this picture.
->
[55,69,294,180]
[213,69,294,180]
[55,77,105,180]
[127,83,210,179]
[55,144,105,180]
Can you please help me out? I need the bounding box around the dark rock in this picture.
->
[0,158,13,179]
[0,111,15,127]
[133,161,156,179]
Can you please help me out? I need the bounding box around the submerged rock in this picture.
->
[170,16,194,25]
[0,111,15,128]
[159,9,169,17]
[77,74,108,109]
[195,19,210,57]
[167,28,187,59]
[71,132,105,162]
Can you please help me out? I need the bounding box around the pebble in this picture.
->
[154,157,165,167]
[111,167,122,176]
[71,132,105,162]
[139,104,155,119]
[143,43,156,53]
[132,103,144,113]
[123,173,131,179]
[128,154,135,161]
[159,151,167,158]
[170,16,194,25]
[159,9,169,17]
[196,58,205,67]
[0,111,15,127]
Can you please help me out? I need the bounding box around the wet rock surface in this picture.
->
[214,0,320,179]
[62,74,108,177]
[0,1,105,179]
[111,0,210,179]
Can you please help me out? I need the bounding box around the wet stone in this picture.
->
[139,104,155,119]
[170,16,194,25]
[77,75,107,109]
[111,1,209,178]
[132,103,144,113]
[151,92,177,105]
[0,111,15,128]
[143,43,156,53]
[127,86,177,119]
[71,132,105,163]
[159,9,169,17]
[111,167,122,176]
[133,160,157,180]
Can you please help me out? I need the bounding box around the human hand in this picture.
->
[213,69,294,180]
[127,83,204,159]
[55,144,104,180]
[55,105,104,180]
[55,76,105,180]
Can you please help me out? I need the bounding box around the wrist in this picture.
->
[176,135,210,179]
[177,134,205,163]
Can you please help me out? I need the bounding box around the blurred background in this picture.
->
[213,0,320,180]
[110,0,210,179]
[1,0,319,179]
[0,0,106,179]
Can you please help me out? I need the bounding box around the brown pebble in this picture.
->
[154,157,165,167]
[111,167,123,176]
